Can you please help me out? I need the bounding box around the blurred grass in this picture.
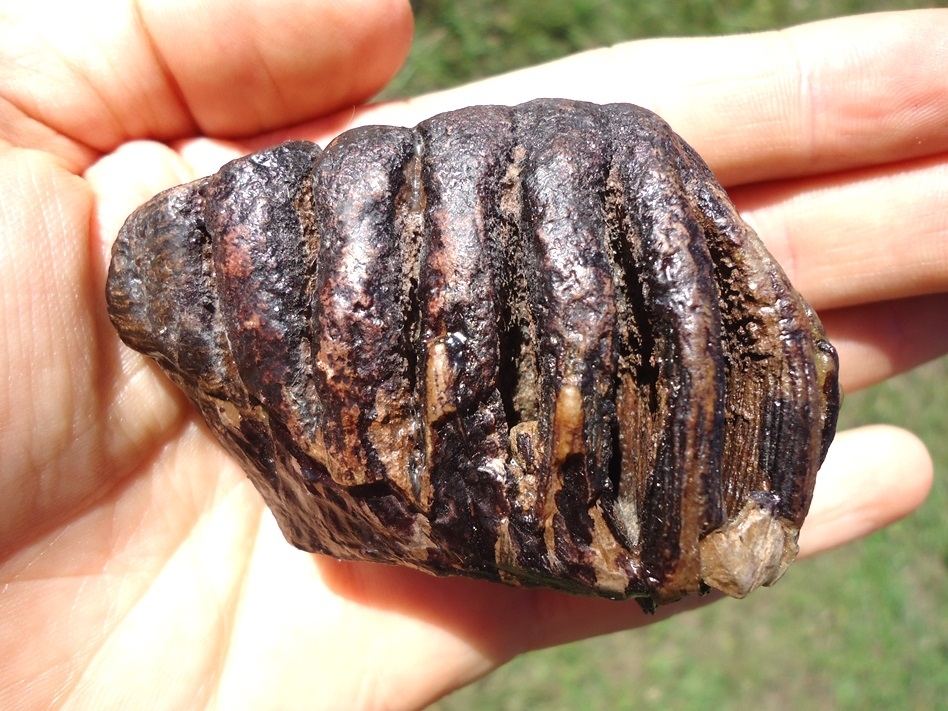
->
[383,1,948,709]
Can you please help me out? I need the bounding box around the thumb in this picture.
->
[0,0,413,170]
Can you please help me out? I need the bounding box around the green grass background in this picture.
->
[382,1,948,709]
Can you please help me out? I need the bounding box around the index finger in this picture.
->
[352,10,948,186]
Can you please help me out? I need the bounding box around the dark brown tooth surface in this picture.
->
[675,138,840,598]
[105,98,840,606]
[676,139,840,527]
[202,141,322,431]
[106,181,233,393]
[105,168,324,554]
[414,105,516,571]
[512,100,625,593]
[308,125,426,502]
[602,103,726,604]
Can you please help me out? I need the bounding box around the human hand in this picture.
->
[1,3,943,709]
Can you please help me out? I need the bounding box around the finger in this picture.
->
[661,10,948,184]
[353,10,948,186]
[0,0,413,170]
[136,0,412,137]
[823,295,948,392]
[798,425,932,557]
[733,155,948,311]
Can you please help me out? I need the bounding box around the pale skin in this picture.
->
[0,1,945,708]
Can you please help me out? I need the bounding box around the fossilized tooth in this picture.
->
[106,98,841,609]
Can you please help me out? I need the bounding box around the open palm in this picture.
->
[1,3,945,709]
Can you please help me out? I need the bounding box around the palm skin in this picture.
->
[0,3,945,709]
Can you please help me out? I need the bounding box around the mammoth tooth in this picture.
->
[106,98,840,609]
